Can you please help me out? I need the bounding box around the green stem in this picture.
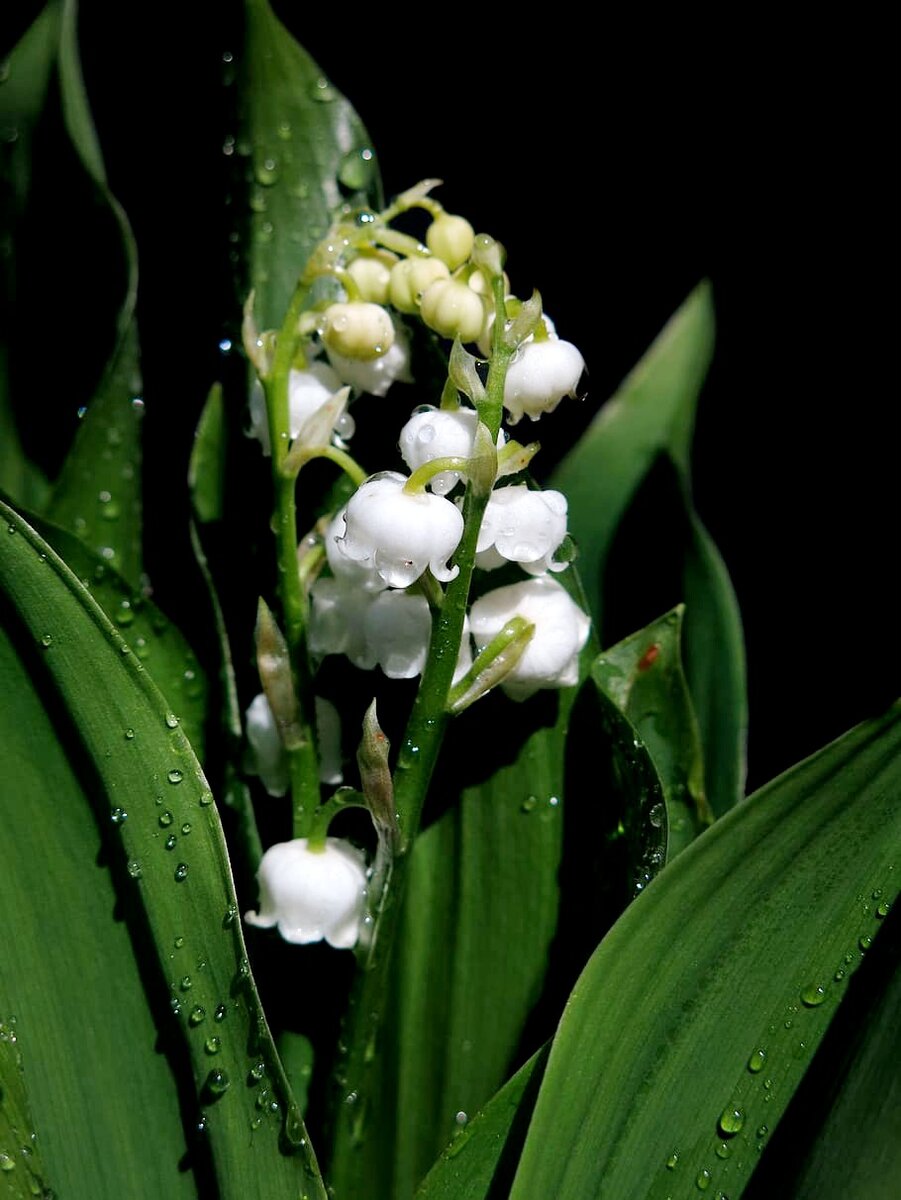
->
[329,282,511,1184]
[264,280,322,837]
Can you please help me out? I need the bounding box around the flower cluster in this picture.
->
[243,184,592,949]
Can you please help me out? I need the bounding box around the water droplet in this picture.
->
[204,1068,230,1098]
[204,1036,221,1055]
[223,905,238,928]
[181,822,192,836]
[763,1077,773,1091]
[249,1060,266,1081]
[180,975,192,991]
[801,984,827,1007]
[0,1153,14,1171]
[115,601,135,627]
[157,810,174,828]
[455,1111,468,1126]
[165,835,177,851]
[168,769,184,785]
[189,1006,206,1027]
[110,807,128,825]
[757,1124,769,1138]
[127,859,142,879]
[859,934,872,951]
[124,728,135,740]
[174,936,185,949]
[165,712,179,729]
[521,795,538,813]
[747,1047,767,1073]
[649,802,665,827]
[877,900,891,917]
[834,967,846,982]
[174,863,189,882]
[310,75,335,102]
[199,790,214,807]
[666,1152,679,1170]
[696,1168,712,1190]
[255,157,279,186]
[40,633,52,648]
[170,996,182,1016]
[718,1106,744,1136]
[214,1005,227,1023]
[338,147,376,190]
[715,1142,732,1160]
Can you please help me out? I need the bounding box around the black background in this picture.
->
[7,3,901,793]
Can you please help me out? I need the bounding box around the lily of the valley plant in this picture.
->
[0,4,897,1200]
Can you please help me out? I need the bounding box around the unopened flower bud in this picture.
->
[420,279,485,343]
[245,837,367,948]
[345,255,393,304]
[357,700,394,830]
[426,213,475,270]
[322,302,394,360]
[388,256,450,313]
[326,318,412,397]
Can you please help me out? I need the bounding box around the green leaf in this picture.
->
[551,283,746,815]
[414,1046,549,1200]
[0,618,194,1198]
[0,1018,54,1197]
[0,4,60,510]
[330,694,573,1199]
[19,505,208,759]
[0,497,326,1200]
[239,0,381,330]
[509,704,901,1200]
[591,605,711,861]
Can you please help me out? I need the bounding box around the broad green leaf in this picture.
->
[44,1,143,584]
[745,899,901,1199]
[0,497,326,1200]
[0,621,194,1199]
[510,704,901,1200]
[415,1046,549,1200]
[0,4,60,510]
[18,505,208,758]
[329,693,573,1199]
[551,283,746,815]
[591,605,711,861]
[239,0,381,330]
[0,1018,54,1197]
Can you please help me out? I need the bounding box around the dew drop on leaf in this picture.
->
[174,862,189,882]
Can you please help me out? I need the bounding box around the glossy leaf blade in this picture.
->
[414,1046,549,1200]
[239,0,381,330]
[591,605,711,861]
[331,694,572,1199]
[0,623,194,1199]
[510,704,901,1200]
[0,498,326,1200]
[551,283,746,814]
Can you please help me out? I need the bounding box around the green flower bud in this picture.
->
[322,302,394,360]
[346,255,393,304]
[388,256,450,313]
[420,279,485,343]
[426,213,475,270]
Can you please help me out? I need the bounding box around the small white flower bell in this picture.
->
[326,319,412,397]
[244,837,367,948]
[469,577,590,700]
[398,406,479,495]
[476,484,569,575]
[503,338,585,424]
[247,362,346,454]
[245,694,344,793]
[337,471,464,589]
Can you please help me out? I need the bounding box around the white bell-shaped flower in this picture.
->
[337,471,464,589]
[326,319,413,397]
[399,406,477,495]
[323,508,389,592]
[363,590,432,679]
[476,484,569,575]
[503,338,585,424]
[309,577,378,669]
[245,694,344,794]
[248,362,347,454]
[244,837,367,948]
[469,577,590,700]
